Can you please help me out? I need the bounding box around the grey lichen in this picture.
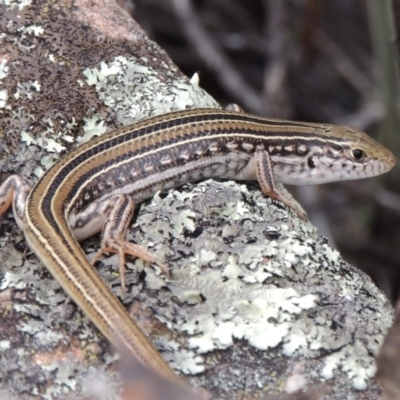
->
[1,0,33,11]
[1,178,391,398]
[0,0,218,397]
[124,180,393,398]
[0,0,217,182]
[82,55,216,129]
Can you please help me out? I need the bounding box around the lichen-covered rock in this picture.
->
[129,180,393,398]
[0,0,216,182]
[0,0,393,399]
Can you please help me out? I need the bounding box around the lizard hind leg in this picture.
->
[90,194,169,294]
[0,174,31,230]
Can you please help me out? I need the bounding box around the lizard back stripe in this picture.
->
[24,108,382,246]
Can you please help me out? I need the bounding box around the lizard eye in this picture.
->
[352,149,365,160]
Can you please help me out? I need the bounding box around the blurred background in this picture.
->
[123,0,400,303]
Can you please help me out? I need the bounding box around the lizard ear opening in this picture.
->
[352,149,365,160]
[307,156,316,169]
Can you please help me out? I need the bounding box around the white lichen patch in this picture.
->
[18,25,44,38]
[0,59,9,79]
[83,55,218,127]
[0,88,8,108]
[165,348,205,374]
[130,179,393,393]
[322,343,378,391]
[0,59,9,108]
[14,80,41,100]
[77,114,108,144]
[0,0,32,10]
[177,286,317,353]
[19,116,79,159]
[19,320,65,346]
[40,154,55,170]
[0,340,10,350]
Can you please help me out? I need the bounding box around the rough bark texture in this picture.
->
[0,0,393,399]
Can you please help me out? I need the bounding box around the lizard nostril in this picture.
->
[388,153,397,168]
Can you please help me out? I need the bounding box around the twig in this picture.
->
[317,31,371,93]
[332,99,384,130]
[261,0,291,118]
[365,0,400,146]
[170,0,265,114]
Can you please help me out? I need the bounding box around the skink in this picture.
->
[0,107,396,382]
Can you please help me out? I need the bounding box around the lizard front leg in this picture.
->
[254,149,307,220]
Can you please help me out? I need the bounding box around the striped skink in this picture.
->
[0,107,396,383]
